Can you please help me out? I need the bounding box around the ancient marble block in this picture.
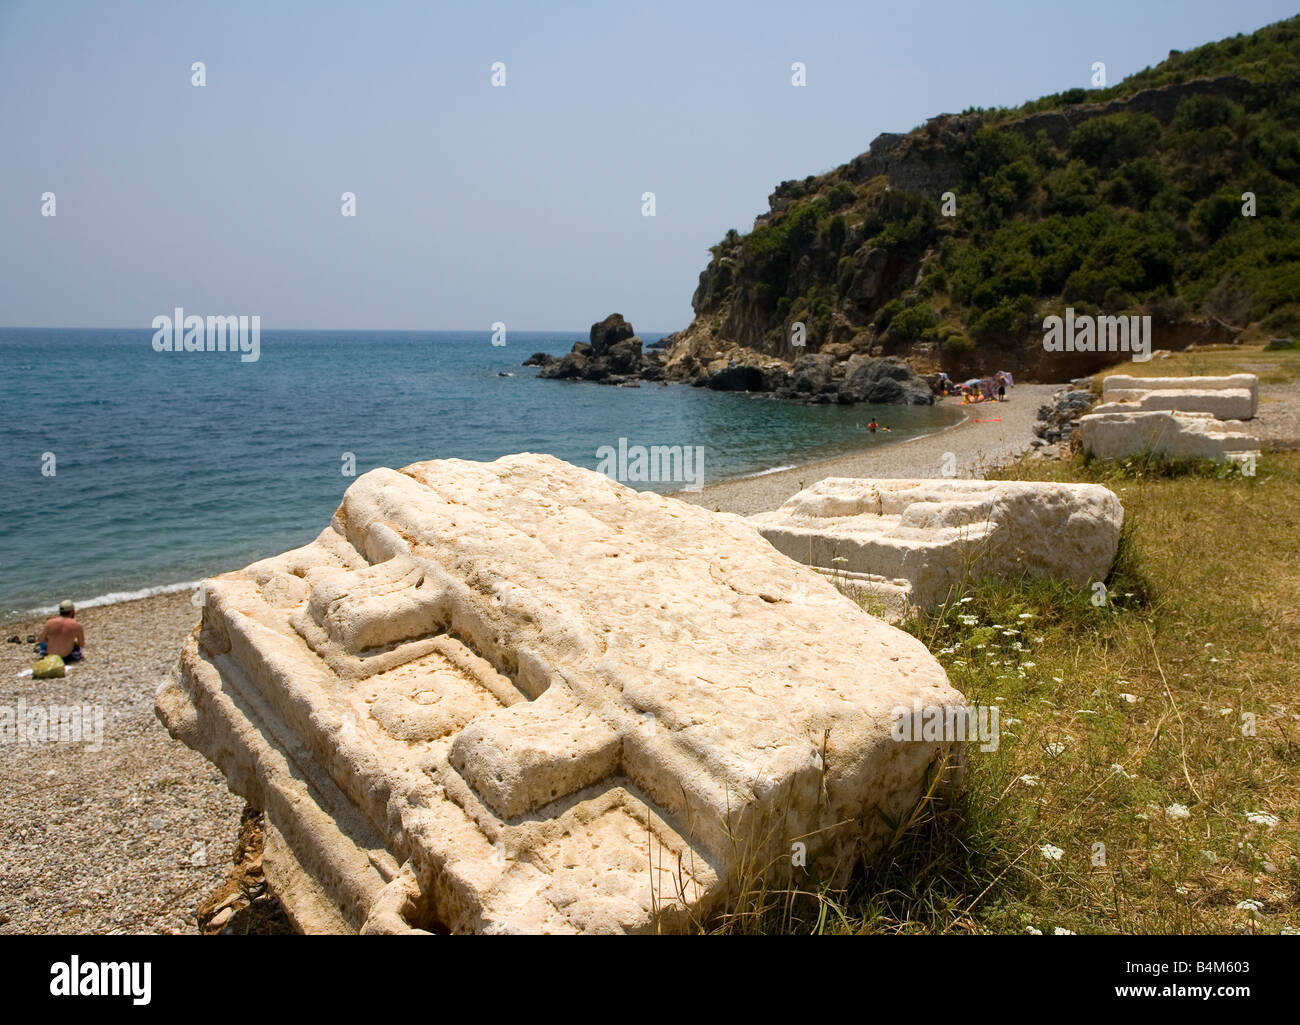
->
[155,453,961,934]
[1102,374,1259,418]
[1093,387,1255,420]
[1078,409,1262,463]
[749,478,1123,611]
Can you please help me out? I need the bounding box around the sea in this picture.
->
[0,328,963,617]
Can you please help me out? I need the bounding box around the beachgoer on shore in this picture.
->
[37,599,84,662]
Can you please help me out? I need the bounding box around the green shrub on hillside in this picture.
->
[693,16,1300,354]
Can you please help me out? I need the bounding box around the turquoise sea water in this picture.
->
[0,329,962,616]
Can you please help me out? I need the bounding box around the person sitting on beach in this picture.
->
[37,600,85,662]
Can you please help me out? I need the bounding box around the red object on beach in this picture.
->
[973,418,1002,422]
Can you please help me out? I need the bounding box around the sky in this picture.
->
[0,0,1295,332]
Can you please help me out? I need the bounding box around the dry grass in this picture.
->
[721,446,1300,934]
[1099,343,1300,385]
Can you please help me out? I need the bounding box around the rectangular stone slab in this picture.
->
[1093,387,1254,421]
[156,453,961,934]
[1103,374,1259,417]
[1079,409,1261,462]
[749,478,1123,610]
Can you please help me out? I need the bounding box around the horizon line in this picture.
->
[0,324,678,335]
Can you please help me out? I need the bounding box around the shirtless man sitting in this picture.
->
[37,600,85,662]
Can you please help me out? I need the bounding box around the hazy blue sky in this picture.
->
[1,0,1294,331]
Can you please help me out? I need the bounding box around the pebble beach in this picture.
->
[0,382,1084,934]
[681,384,1061,514]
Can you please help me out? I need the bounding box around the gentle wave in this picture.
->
[736,464,799,479]
[1,329,965,614]
[20,579,202,618]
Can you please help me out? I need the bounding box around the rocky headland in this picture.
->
[533,21,1300,407]
[525,313,936,405]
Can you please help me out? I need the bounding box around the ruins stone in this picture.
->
[750,478,1123,612]
[1078,409,1261,463]
[156,454,961,934]
[1093,388,1255,420]
[1102,374,1259,419]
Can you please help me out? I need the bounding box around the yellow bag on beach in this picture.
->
[32,654,66,679]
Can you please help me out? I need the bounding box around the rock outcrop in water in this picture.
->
[527,314,934,404]
[156,453,963,934]
[526,314,656,385]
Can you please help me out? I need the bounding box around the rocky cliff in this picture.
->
[663,16,1300,386]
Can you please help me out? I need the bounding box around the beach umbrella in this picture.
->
[962,378,981,388]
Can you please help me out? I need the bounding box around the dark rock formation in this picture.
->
[535,314,651,385]
[530,314,935,406]
[1034,386,1096,445]
[589,313,635,353]
[839,355,934,405]
[778,353,839,401]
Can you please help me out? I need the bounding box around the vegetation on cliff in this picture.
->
[681,16,1300,378]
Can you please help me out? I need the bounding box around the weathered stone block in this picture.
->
[1102,374,1258,418]
[1093,387,1255,420]
[749,478,1123,611]
[1078,409,1261,462]
[156,454,960,934]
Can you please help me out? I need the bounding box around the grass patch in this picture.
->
[720,449,1300,934]
[1097,343,1300,385]
[1079,448,1255,480]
